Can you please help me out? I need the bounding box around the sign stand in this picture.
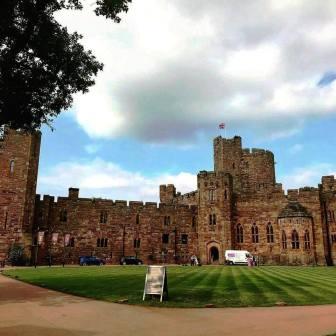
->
[143,266,168,302]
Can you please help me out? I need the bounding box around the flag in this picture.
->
[219,123,225,129]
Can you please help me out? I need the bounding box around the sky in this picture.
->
[37,0,336,202]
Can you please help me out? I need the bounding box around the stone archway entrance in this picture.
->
[209,246,219,264]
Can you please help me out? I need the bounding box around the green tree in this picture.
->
[0,0,131,132]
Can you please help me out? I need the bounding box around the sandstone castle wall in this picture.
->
[0,130,335,266]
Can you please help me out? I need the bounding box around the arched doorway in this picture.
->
[209,246,219,264]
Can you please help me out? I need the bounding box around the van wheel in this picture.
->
[83,263,87,266]
[229,261,234,265]
[123,261,127,265]
[138,261,142,265]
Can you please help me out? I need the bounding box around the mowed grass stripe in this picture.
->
[4,266,336,308]
[269,267,336,295]
[246,268,297,304]
[269,267,336,303]
[257,267,322,303]
[257,267,330,305]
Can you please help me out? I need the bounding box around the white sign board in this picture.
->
[143,266,168,302]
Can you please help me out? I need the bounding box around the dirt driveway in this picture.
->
[0,274,335,336]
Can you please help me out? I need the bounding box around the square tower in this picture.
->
[0,129,41,262]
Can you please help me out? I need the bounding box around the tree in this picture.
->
[8,244,28,266]
[0,0,132,132]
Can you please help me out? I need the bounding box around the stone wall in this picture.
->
[34,188,198,265]
[0,129,40,262]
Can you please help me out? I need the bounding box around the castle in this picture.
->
[1,129,336,266]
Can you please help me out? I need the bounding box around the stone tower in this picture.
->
[214,135,276,194]
[0,129,41,262]
[197,170,234,264]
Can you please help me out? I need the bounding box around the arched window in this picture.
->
[224,190,228,200]
[70,237,75,247]
[236,224,243,243]
[9,160,15,174]
[164,216,170,226]
[282,230,287,249]
[252,224,259,243]
[291,230,300,249]
[209,189,215,201]
[60,210,67,222]
[192,216,196,228]
[209,214,216,226]
[100,211,108,224]
[97,238,101,247]
[304,230,310,249]
[328,211,332,222]
[136,214,140,225]
[266,222,274,243]
[104,238,108,247]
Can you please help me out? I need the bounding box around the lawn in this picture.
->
[3,266,336,308]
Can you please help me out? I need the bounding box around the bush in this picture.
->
[8,245,28,266]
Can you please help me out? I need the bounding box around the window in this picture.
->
[224,190,228,200]
[236,224,243,243]
[209,189,215,201]
[70,237,75,247]
[181,234,188,244]
[136,214,140,225]
[60,210,67,222]
[97,238,108,247]
[327,211,332,222]
[64,234,70,246]
[332,234,336,243]
[291,230,300,249]
[282,230,287,249]
[164,216,170,226]
[266,223,274,243]
[209,214,216,226]
[304,230,310,249]
[252,224,259,243]
[162,233,169,244]
[100,211,108,224]
[9,160,14,174]
[133,238,141,248]
[192,216,197,228]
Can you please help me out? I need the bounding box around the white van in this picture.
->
[224,250,252,265]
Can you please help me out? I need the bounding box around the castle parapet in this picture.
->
[159,184,176,204]
[68,187,79,200]
[321,175,336,192]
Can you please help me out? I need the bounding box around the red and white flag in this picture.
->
[219,123,225,129]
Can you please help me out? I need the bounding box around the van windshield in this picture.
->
[246,253,251,258]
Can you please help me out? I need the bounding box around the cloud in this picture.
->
[38,158,196,202]
[280,163,336,190]
[55,1,336,143]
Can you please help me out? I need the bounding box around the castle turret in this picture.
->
[214,135,276,194]
[159,184,176,204]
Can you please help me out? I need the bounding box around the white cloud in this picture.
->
[280,163,336,190]
[55,1,336,143]
[38,158,196,202]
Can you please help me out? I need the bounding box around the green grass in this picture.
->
[3,266,336,308]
